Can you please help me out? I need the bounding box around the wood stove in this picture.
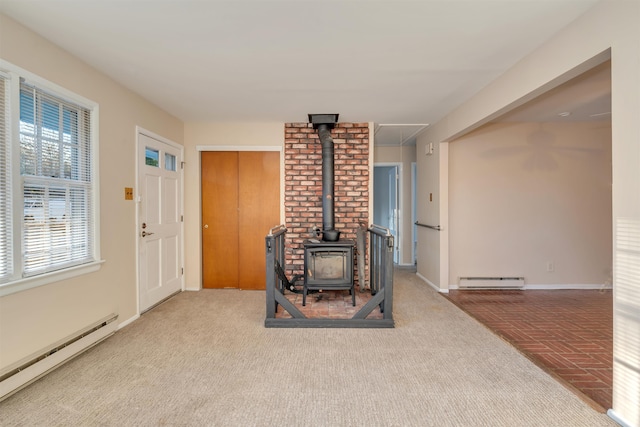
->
[299,114,356,307]
[302,239,355,306]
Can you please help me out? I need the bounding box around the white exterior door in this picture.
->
[137,131,183,312]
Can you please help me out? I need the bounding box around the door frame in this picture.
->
[411,162,417,265]
[374,162,402,264]
[196,145,283,290]
[135,126,185,314]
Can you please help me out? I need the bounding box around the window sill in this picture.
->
[0,260,106,298]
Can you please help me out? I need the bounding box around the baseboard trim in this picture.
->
[416,272,448,293]
[448,283,611,291]
[117,314,140,330]
[607,409,631,427]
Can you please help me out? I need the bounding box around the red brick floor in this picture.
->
[444,289,613,411]
[275,287,383,319]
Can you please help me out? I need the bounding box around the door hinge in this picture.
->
[181,161,185,170]
[181,268,184,275]
[181,215,184,222]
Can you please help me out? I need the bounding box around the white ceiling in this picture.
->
[0,0,601,145]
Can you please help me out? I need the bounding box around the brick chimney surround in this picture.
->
[284,122,370,279]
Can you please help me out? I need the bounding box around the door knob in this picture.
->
[204,224,209,229]
[141,231,155,237]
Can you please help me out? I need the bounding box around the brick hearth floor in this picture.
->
[275,286,383,320]
[444,289,613,411]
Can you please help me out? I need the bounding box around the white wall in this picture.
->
[416,1,640,424]
[415,139,443,289]
[449,121,612,287]
[0,15,184,369]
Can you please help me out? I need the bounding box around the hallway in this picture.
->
[444,289,613,411]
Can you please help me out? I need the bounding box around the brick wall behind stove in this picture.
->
[284,122,370,277]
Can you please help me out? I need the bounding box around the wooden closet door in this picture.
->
[201,152,239,288]
[201,151,279,290]
[238,151,280,289]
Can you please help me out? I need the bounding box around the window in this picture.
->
[0,73,11,283]
[0,61,100,295]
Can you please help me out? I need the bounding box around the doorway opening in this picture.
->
[374,164,400,264]
[444,58,612,410]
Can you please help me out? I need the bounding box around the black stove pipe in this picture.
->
[317,124,335,237]
[309,113,340,241]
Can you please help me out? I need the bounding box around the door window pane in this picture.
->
[145,147,159,167]
[165,153,176,171]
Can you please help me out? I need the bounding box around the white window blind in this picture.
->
[19,80,94,276]
[0,73,12,282]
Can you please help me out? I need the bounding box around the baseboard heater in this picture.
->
[0,313,118,402]
[458,277,524,290]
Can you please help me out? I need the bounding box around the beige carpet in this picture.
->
[0,268,615,426]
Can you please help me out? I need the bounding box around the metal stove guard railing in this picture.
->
[265,224,394,328]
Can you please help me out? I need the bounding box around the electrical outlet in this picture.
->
[546,261,555,272]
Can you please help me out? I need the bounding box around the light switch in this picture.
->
[124,187,134,200]
[425,142,434,155]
